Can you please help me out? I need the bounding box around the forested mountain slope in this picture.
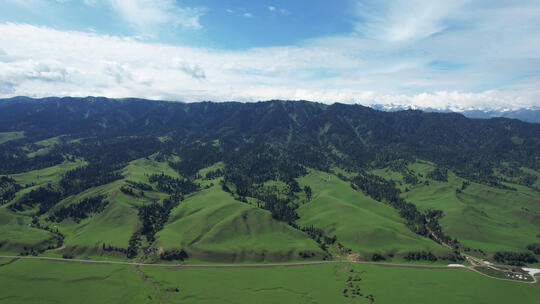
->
[0,97,538,265]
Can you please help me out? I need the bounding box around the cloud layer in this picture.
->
[0,0,539,109]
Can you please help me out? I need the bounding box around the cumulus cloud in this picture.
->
[174,60,206,80]
[0,20,538,109]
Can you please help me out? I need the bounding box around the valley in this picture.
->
[0,97,539,303]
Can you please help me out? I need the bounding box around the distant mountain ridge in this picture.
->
[370,104,540,124]
[3,96,538,123]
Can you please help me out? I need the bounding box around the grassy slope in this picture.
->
[155,185,324,263]
[9,159,86,196]
[296,170,446,258]
[2,258,537,304]
[0,160,86,254]
[400,162,540,253]
[0,156,178,257]
[0,208,54,254]
[0,131,24,144]
[25,136,63,157]
[47,156,180,256]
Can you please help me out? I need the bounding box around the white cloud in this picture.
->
[243,12,252,18]
[355,0,467,42]
[108,0,205,32]
[0,21,538,109]
[268,6,276,12]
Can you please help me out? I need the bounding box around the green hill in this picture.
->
[0,97,537,263]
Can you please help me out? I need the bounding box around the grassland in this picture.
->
[43,156,183,257]
[0,258,157,303]
[296,169,447,259]
[25,136,63,157]
[393,162,540,254]
[155,184,325,263]
[1,258,538,304]
[0,131,24,144]
[0,160,87,254]
[0,208,55,255]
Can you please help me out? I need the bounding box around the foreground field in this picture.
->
[0,258,538,304]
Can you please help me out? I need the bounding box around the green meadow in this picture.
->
[155,184,325,263]
[395,162,540,254]
[0,131,25,144]
[1,158,539,263]
[0,258,538,304]
[296,169,447,259]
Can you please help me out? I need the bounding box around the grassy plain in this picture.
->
[1,258,538,304]
[0,258,157,303]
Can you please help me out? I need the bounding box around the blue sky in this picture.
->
[0,0,539,109]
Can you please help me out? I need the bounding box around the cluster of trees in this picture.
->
[60,164,123,195]
[0,176,21,205]
[493,251,538,266]
[371,253,386,261]
[404,251,438,262]
[148,173,199,196]
[342,269,371,302]
[259,193,298,222]
[388,159,419,185]
[160,249,189,261]
[0,142,64,174]
[455,165,516,191]
[126,233,142,258]
[526,243,540,255]
[298,251,317,259]
[203,168,225,180]
[169,142,223,177]
[426,167,448,182]
[48,195,108,223]
[289,223,337,252]
[137,200,179,242]
[125,180,153,191]
[102,243,128,255]
[9,185,62,215]
[304,185,312,201]
[498,166,538,187]
[120,186,143,197]
[425,209,459,248]
[221,172,302,222]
